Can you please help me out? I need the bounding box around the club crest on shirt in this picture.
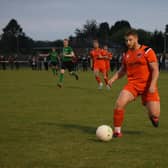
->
[137,53,142,58]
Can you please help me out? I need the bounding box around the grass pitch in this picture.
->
[0,70,168,168]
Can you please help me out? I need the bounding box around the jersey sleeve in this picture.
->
[145,48,158,63]
[90,50,94,57]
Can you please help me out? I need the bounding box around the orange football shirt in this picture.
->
[102,49,112,71]
[122,45,158,85]
[90,48,106,69]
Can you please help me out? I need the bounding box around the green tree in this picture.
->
[137,29,152,45]
[110,21,131,44]
[98,22,110,43]
[1,19,33,54]
[110,20,131,35]
[150,31,164,52]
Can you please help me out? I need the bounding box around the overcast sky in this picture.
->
[0,0,168,41]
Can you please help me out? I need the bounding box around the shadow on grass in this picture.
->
[38,122,144,141]
[60,124,104,142]
[59,123,96,135]
[40,122,144,135]
[38,122,103,142]
[39,122,96,135]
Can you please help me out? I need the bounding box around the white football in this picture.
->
[96,125,113,142]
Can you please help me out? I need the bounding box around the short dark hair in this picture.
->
[64,38,69,42]
[125,29,138,37]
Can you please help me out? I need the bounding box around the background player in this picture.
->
[108,29,160,137]
[57,39,79,88]
[102,45,113,77]
[49,47,60,76]
[90,40,109,90]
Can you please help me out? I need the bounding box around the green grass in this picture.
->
[0,69,168,168]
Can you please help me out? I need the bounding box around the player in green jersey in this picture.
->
[49,47,60,76]
[57,39,79,88]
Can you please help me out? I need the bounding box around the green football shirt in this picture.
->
[49,51,58,63]
[62,46,73,62]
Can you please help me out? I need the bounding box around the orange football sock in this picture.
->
[95,76,101,84]
[113,109,125,127]
[104,77,108,85]
[106,72,109,77]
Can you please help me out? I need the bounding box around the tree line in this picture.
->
[0,19,165,57]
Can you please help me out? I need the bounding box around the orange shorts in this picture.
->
[94,62,106,73]
[123,83,160,105]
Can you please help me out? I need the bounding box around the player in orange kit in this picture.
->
[108,29,160,137]
[102,45,112,77]
[90,40,109,89]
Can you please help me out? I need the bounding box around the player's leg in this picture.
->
[113,89,135,137]
[57,69,64,88]
[106,70,109,78]
[106,62,110,78]
[100,63,109,89]
[68,62,79,80]
[51,63,56,75]
[94,69,103,89]
[142,89,160,127]
[57,61,65,87]
[146,101,160,127]
[55,65,59,75]
[102,70,110,90]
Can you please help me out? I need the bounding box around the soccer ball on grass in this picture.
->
[96,125,113,142]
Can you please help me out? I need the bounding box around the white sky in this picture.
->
[0,0,168,40]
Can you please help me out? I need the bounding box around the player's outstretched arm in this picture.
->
[148,62,159,93]
[108,65,126,86]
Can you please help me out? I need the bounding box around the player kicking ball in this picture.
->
[108,29,160,137]
[57,39,79,88]
[90,40,109,90]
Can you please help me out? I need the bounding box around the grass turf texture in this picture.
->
[0,70,168,168]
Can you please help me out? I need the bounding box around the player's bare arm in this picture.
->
[104,55,109,59]
[148,62,159,93]
[97,54,104,59]
[108,64,126,86]
[90,58,93,69]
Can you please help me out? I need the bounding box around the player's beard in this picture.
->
[127,42,136,50]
